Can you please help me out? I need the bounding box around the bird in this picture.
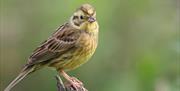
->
[4,3,99,91]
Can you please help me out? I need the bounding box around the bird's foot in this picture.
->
[66,77,84,90]
[59,70,86,90]
[70,77,83,85]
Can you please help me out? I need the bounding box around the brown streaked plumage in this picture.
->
[4,3,98,91]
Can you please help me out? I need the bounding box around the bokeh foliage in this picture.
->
[0,0,179,91]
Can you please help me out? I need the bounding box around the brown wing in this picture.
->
[27,23,80,65]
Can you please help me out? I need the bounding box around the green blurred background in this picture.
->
[0,0,179,91]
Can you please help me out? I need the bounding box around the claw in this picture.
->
[59,70,85,91]
[70,77,83,85]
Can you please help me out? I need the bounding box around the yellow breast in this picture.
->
[50,21,98,71]
[50,33,98,71]
[62,33,97,71]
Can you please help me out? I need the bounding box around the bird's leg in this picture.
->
[59,70,83,90]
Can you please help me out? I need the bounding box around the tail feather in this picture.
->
[4,66,34,91]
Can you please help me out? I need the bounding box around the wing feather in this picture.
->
[27,23,80,65]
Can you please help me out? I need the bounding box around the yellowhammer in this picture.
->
[4,3,99,91]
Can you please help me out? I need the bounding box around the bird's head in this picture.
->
[70,4,97,30]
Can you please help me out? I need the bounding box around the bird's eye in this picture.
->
[80,15,84,19]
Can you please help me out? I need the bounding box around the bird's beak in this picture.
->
[88,17,96,23]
